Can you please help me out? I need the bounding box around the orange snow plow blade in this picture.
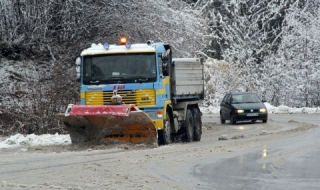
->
[57,104,157,145]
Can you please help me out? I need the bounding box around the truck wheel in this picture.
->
[192,108,202,141]
[184,109,194,142]
[161,112,172,145]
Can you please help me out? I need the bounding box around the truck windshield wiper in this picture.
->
[103,77,129,83]
[137,78,148,82]
[90,80,100,84]
[107,77,125,80]
[127,76,149,82]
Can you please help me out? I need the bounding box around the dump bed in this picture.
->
[171,58,204,100]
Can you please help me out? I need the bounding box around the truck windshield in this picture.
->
[83,53,157,84]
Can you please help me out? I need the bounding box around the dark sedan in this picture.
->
[220,92,268,124]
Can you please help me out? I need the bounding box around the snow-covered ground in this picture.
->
[200,103,320,115]
[0,103,319,150]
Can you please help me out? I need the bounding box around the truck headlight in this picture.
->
[146,111,155,118]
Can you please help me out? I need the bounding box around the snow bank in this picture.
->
[200,106,220,114]
[0,133,71,149]
[265,103,320,114]
[1,103,319,150]
[200,103,320,115]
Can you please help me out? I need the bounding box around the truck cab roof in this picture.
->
[81,43,158,56]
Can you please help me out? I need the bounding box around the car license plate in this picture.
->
[247,113,258,116]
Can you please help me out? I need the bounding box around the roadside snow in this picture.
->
[0,104,319,150]
[265,103,320,114]
[0,133,71,150]
[199,103,320,114]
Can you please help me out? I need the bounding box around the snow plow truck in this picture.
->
[58,37,204,146]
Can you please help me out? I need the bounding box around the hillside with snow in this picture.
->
[1,0,320,137]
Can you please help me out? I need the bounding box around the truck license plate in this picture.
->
[247,113,258,116]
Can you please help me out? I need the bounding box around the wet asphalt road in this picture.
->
[196,114,320,190]
[0,113,319,190]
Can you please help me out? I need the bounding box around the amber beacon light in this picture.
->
[120,36,127,44]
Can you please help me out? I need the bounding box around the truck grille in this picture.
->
[85,89,156,106]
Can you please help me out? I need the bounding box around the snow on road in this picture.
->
[0,103,319,150]
[0,104,319,190]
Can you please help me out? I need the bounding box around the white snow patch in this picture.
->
[0,103,319,150]
[0,133,71,149]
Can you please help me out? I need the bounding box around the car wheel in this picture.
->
[252,120,256,123]
[263,119,267,123]
[230,114,236,125]
[220,112,226,124]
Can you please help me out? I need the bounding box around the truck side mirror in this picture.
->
[75,57,81,82]
[161,53,169,76]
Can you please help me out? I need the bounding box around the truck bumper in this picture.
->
[153,119,164,130]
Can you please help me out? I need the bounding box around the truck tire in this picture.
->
[184,109,194,142]
[192,108,202,141]
[161,112,172,145]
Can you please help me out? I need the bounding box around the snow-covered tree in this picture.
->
[0,0,207,135]
[266,0,320,107]
[1,0,320,136]
[195,0,320,107]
